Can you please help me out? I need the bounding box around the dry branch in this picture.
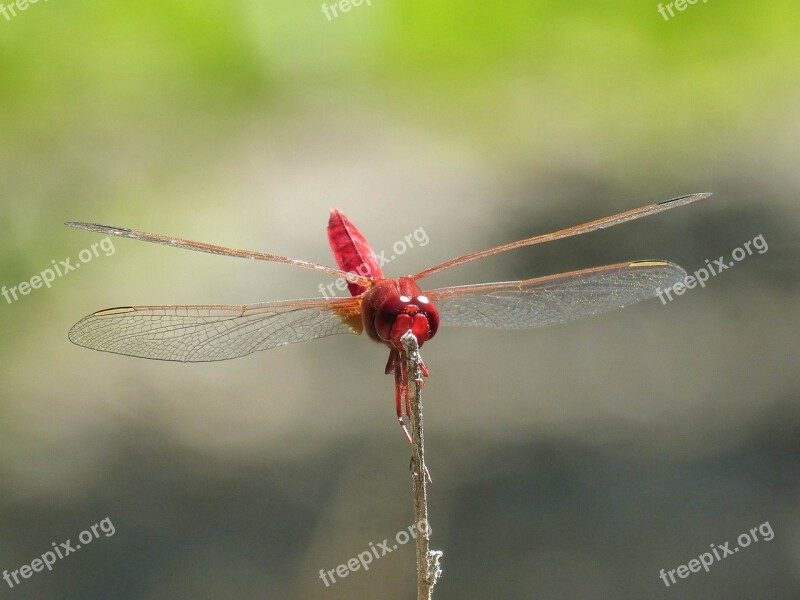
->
[401,331,443,600]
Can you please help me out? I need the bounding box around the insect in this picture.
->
[67,192,710,443]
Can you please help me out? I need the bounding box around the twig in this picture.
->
[401,331,443,600]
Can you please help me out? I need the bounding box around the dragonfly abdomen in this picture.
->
[327,209,383,296]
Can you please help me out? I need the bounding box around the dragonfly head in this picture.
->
[374,290,440,349]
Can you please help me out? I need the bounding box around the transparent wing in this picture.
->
[426,261,685,329]
[69,297,363,362]
[65,222,371,287]
[413,193,710,280]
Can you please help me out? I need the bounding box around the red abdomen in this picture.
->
[327,209,383,296]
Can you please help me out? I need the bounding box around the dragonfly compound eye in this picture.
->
[375,295,439,347]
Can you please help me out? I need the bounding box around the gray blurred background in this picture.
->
[0,1,798,598]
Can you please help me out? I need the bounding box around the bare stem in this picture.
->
[401,331,443,600]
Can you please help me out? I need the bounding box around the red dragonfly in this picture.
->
[67,192,710,443]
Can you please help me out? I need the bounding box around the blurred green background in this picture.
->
[1,1,799,598]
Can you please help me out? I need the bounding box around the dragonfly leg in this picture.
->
[392,354,433,483]
[394,364,413,445]
[384,347,400,375]
[418,356,430,378]
[402,359,413,420]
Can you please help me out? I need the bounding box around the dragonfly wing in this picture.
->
[64,222,372,287]
[69,297,363,362]
[426,261,685,329]
[413,193,710,280]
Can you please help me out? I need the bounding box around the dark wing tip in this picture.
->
[92,306,137,317]
[65,222,133,235]
[627,259,687,288]
[657,192,713,206]
[627,259,680,268]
